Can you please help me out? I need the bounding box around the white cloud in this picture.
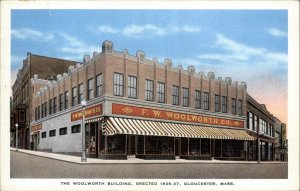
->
[96,25,119,34]
[198,54,248,63]
[268,28,287,37]
[11,28,54,41]
[59,33,99,61]
[91,24,201,37]
[123,24,165,37]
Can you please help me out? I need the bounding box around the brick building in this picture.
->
[28,40,260,160]
[11,53,77,149]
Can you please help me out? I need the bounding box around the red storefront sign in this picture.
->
[112,103,244,128]
[31,123,42,133]
[71,104,103,121]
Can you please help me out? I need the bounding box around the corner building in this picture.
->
[30,40,255,160]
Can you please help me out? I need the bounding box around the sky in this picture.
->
[11,10,288,124]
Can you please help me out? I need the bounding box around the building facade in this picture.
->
[246,94,276,161]
[29,40,259,160]
[11,53,77,149]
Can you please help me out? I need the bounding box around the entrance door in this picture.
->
[127,135,136,157]
[175,138,180,157]
[86,122,98,158]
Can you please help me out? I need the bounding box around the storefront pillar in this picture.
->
[187,138,190,156]
[257,137,261,163]
[143,135,146,155]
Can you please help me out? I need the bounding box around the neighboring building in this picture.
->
[11,53,77,149]
[246,94,276,161]
[30,40,257,160]
[280,123,288,161]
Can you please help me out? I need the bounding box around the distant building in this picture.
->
[246,94,276,161]
[11,53,77,149]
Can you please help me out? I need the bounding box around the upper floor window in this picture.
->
[49,99,53,115]
[204,92,209,110]
[248,112,253,130]
[44,101,47,117]
[232,98,236,114]
[222,96,227,113]
[215,95,220,112]
[72,87,77,107]
[41,103,44,118]
[78,84,83,104]
[182,88,189,107]
[38,106,41,119]
[195,90,201,109]
[157,82,165,103]
[128,76,137,98]
[113,73,124,96]
[59,93,64,111]
[87,78,94,100]
[145,80,154,101]
[96,74,103,97]
[53,97,57,113]
[237,100,242,115]
[254,115,258,132]
[172,85,179,105]
[64,91,69,109]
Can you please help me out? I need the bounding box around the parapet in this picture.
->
[102,40,113,53]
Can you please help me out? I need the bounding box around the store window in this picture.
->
[201,139,210,155]
[128,76,137,98]
[41,132,46,138]
[222,96,227,113]
[145,79,154,101]
[64,91,69,109]
[53,97,57,113]
[237,100,242,115]
[96,74,103,97]
[106,134,126,154]
[222,140,243,158]
[215,95,220,112]
[59,127,67,135]
[87,78,94,100]
[181,138,188,155]
[71,124,81,133]
[189,138,200,156]
[72,87,77,106]
[232,98,236,114]
[145,136,174,155]
[78,84,83,104]
[157,82,165,103]
[49,130,56,137]
[172,85,179,105]
[85,122,98,155]
[204,92,209,110]
[59,94,64,111]
[182,88,189,107]
[137,136,145,155]
[195,90,201,109]
[49,99,53,115]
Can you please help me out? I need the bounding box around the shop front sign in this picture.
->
[112,103,244,128]
[71,104,103,121]
[31,123,42,133]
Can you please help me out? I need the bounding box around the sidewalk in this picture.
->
[10,147,286,165]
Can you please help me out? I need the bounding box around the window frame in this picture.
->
[49,130,56,137]
[64,91,69,109]
[182,88,189,107]
[41,132,47,138]
[222,96,227,113]
[232,98,236,114]
[59,127,68,135]
[96,73,103,97]
[195,90,201,109]
[59,93,64,111]
[72,87,77,107]
[71,124,81,133]
[203,92,210,110]
[113,73,124,96]
[145,79,154,101]
[78,84,83,104]
[215,95,220,112]
[172,85,179,105]
[87,78,94,101]
[128,75,137,99]
[157,82,165,103]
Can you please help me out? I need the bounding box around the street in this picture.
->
[11,151,288,179]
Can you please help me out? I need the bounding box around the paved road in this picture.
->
[11,151,287,179]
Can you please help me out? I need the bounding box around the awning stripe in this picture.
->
[105,117,255,141]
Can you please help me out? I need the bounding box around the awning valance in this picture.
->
[104,117,255,141]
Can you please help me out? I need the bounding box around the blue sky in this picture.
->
[11,10,288,122]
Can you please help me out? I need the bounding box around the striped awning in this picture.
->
[104,117,255,141]
[86,117,102,123]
